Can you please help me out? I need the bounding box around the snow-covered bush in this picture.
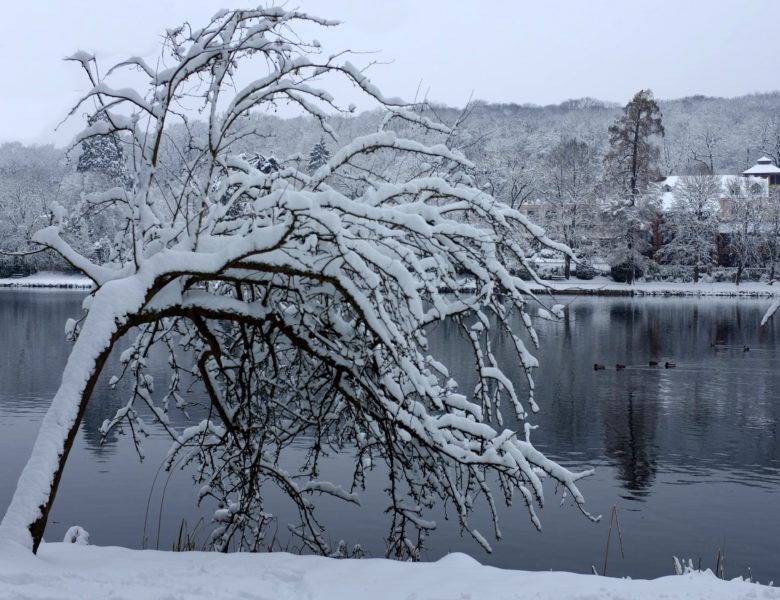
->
[0,7,594,556]
[574,263,597,280]
[610,261,645,283]
[651,264,696,283]
[536,263,565,279]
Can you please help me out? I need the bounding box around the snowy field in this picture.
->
[0,543,777,600]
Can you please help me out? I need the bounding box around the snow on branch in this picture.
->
[0,6,593,558]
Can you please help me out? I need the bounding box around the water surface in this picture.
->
[1,290,779,581]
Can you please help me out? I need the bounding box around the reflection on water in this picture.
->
[1,290,779,580]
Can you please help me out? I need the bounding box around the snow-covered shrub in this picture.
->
[711,267,763,283]
[610,261,645,283]
[536,264,564,279]
[62,526,90,545]
[0,8,594,557]
[574,263,597,280]
[651,264,695,283]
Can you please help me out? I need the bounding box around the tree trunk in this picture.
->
[0,285,136,552]
[650,217,663,257]
[630,116,642,202]
[735,264,743,286]
[564,255,571,279]
[28,340,117,552]
[693,264,699,283]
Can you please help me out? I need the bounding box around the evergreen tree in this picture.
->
[604,89,664,202]
[76,113,128,183]
[308,136,330,173]
[603,90,664,284]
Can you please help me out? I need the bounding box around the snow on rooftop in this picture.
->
[757,156,774,164]
[654,175,768,211]
[743,161,780,175]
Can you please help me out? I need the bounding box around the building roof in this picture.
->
[743,158,780,175]
[655,175,768,211]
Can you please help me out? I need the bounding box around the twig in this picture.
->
[602,505,625,576]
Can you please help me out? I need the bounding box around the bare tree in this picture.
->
[0,8,594,556]
[725,177,766,285]
[657,175,721,282]
[764,188,780,281]
[541,137,599,278]
[759,116,780,168]
[688,127,723,174]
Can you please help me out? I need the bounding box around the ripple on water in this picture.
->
[2,293,780,580]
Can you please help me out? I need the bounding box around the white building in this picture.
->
[742,156,780,186]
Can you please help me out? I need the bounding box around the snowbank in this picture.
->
[0,543,775,600]
[0,272,93,289]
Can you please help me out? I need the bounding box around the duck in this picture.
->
[743,345,750,352]
[649,361,658,366]
[616,363,626,370]
[593,363,605,371]
[665,362,676,368]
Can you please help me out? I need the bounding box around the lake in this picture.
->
[1,290,779,581]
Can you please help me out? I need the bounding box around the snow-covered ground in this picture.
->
[0,543,775,600]
[531,276,780,297]
[0,272,92,289]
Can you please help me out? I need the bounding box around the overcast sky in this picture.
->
[2,0,778,145]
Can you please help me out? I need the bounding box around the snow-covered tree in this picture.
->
[475,151,538,210]
[603,195,658,283]
[725,177,766,285]
[758,116,780,169]
[602,90,664,283]
[687,126,723,175]
[657,174,720,282]
[763,187,780,281]
[541,137,599,278]
[76,113,129,184]
[0,143,70,272]
[308,136,330,173]
[604,89,664,200]
[0,8,594,556]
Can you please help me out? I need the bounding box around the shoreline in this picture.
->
[0,272,93,289]
[0,543,775,600]
[529,276,780,298]
[3,273,779,298]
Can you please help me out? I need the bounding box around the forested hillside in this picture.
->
[2,91,780,277]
